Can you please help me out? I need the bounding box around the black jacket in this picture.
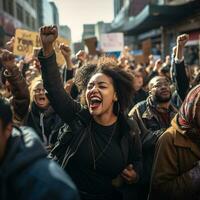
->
[128,89,148,112]
[38,50,142,200]
[0,126,79,200]
[170,59,189,108]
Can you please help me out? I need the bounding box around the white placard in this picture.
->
[100,33,124,52]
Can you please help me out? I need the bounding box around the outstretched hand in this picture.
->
[39,25,58,57]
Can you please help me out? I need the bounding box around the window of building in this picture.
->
[31,17,36,30]
[3,0,14,16]
[16,3,24,22]
[3,0,6,11]
[27,0,35,8]
[31,0,35,8]
[8,0,14,15]
[25,11,30,27]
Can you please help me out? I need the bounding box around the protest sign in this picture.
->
[100,33,124,52]
[84,37,97,55]
[13,29,70,66]
[13,29,40,56]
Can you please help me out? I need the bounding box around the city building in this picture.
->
[37,0,54,27]
[114,0,124,17]
[59,25,71,42]
[0,0,38,46]
[95,21,111,41]
[81,21,112,55]
[111,0,200,64]
[82,24,95,40]
[49,1,59,26]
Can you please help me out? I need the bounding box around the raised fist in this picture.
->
[0,49,15,71]
[177,34,189,47]
[59,43,71,59]
[39,25,58,56]
[153,58,162,71]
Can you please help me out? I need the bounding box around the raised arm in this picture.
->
[38,25,82,124]
[59,44,74,84]
[172,34,190,101]
[0,49,30,124]
[144,59,161,86]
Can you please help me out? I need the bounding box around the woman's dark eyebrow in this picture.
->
[97,81,109,85]
[88,81,109,85]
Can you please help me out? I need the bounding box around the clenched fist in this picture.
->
[39,25,58,57]
[153,59,162,72]
[0,49,15,71]
[175,34,189,60]
[121,164,138,184]
[177,34,189,48]
[59,43,71,60]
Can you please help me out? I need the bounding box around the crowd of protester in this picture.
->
[0,25,200,200]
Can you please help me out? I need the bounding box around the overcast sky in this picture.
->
[52,0,114,42]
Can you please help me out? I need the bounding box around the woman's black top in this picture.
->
[66,119,124,195]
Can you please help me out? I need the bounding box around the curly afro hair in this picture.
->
[75,56,135,114]
[74,61,97,92]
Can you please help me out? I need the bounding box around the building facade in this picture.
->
[0,0,38,46]
[95,21,111,41]
[82,24,95,40]
[37,0,55,27]
[49,1,59,26]
[0,0,60,48]
[111,0,200,64]
[59,25,71,42]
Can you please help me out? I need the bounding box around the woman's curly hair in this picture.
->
[74,61,97,92]
[74,56,134,114]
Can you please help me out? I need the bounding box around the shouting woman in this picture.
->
[38,25,142,200]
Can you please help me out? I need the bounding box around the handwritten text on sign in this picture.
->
[13,29,70,66]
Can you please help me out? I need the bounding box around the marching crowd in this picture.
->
[0,25,200,200]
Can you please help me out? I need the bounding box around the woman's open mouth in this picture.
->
[37,97,46,105]
[89,96,102,110]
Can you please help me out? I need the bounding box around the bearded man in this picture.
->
[129,76,177,200]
